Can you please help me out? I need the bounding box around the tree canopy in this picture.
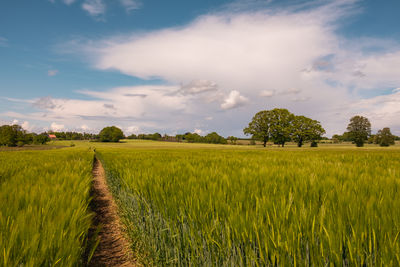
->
[243,110,272,147]
[98,126,124,142]
[346,116,371,147]
[0,125,24,147]
[292,116,325,147]
[375,127,395,147]
[244,109,325,147]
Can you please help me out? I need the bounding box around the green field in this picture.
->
[0,148,93,267]
[96,142,400,266]
[1,141,400,266]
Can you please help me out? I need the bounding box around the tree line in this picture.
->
[0,125,98,147]
[244,110,398,147]
[47,131,98,140]
[1,111,398,147]
[127,131,227,144]
[0,125,50,147]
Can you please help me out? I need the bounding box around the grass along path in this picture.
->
[86,156,136,266]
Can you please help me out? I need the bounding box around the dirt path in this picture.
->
[85,157,136,267]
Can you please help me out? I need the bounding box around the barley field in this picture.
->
[0,148,93,267]
[1,141,399,266]
[98,146,400,266]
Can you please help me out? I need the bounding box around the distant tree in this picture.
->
[0,125,26,147]
[127,134,137,139]
[332,134,341,143]
[243,110,272,147]
[368,134,376,144]
[291,116,325,147]
[375,127,395,147]
[152,133,162,140]
[33,134,50,145]
[228,136,238,145]
[98,126,124,142]
[175,134,184,142]
[346,116,371,147]
[269,108,295,147]
[205,132,227,144]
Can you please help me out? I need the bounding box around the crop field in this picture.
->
[0,148,93,266]
[1,141,399,266]
[97,145,400,266]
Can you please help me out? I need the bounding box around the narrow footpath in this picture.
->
[86,157,135,267]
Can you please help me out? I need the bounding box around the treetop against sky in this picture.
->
[0,0,400,137]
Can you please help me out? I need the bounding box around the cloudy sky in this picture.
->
[1,0,400,137]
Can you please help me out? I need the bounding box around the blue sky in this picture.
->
[1,0,400,136]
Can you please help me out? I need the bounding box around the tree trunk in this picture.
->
[297,138,303,147]
[263,140,267,147]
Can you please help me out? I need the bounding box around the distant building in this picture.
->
[48,134,57,140]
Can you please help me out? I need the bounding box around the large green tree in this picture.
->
[269,108,295,147]
[346,115,371,147]
[243,110,272,147]
[98,126,124,142]
[292,116,326,147]
[244,108,297,147]
[375,127,395,147]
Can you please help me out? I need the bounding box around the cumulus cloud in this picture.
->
[194,128,204,135]
[221,90,248,110]
[47,69,58,76]
[21,121,33,132]
[51,122,65,131]
[82,0,105,17]
[5,0,400,136]
[81,124,90,131]
[125,125,139,134]
[349,90,400,134]
[260,90,275,97]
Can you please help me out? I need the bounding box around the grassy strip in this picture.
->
[99,148,400,266]
[0,148,94,266]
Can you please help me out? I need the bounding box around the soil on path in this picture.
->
[85,157,136,267]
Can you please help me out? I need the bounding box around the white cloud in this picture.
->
[125,125,140,134]
[119,0,140,12]
[21,121,33,132]
[82,0,105,17]
[221,90,248,110]
[47,69,58,76]
[11,119,19,125]
[51,122,65,132]
[260,90,275,97]
[350,90,400,135]
[5,1,400,137]
[81,124,90,131]
[194,128,204,135]
[179,80,218,95]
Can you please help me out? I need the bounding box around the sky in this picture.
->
[0,0,400,137]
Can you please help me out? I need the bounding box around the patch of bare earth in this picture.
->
[85,157,136,267]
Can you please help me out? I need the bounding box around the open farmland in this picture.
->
[0,148,93,266]
[97,144,400,266]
